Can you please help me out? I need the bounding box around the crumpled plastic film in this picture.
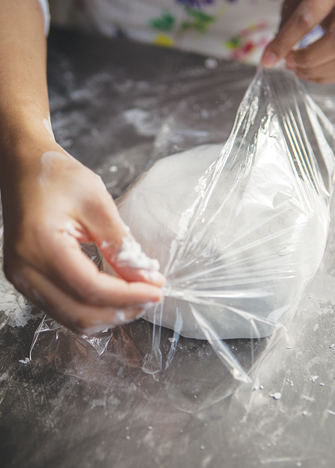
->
[30,66,335,398]
[113,66,335,379]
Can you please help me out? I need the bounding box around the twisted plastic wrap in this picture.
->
[31,67,335,394]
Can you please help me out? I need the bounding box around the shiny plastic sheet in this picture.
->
[30,67,335,406]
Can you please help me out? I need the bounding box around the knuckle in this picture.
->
[317,77,330,84]
[297,66,311,76]
[295,48,311,66]
[77,283,99,304]
[71,313,108,335]
[270,34,291,56]
[295,10,314,30]
[98,190,115,210]
[3,260,15,284]
[3,256,21,286]
[85,190,109,214]
[10,223,50,262]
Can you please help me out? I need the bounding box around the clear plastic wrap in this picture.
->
[30,66,335,405]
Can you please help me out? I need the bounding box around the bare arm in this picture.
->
[0,0,164,334]
[0,0,49,155]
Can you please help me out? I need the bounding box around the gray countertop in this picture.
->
[1,28,335,468]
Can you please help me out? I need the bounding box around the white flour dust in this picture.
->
[1,285,36,329]
[39,151,73,186]
[122,108,158,137]
[43,117,55,141]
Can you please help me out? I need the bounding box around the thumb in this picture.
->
[81,187,166,287]
[262,0,333,67]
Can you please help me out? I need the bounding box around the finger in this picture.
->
[286,31,335,70]
[36,229,163,307]
[81,190,166,287]
[15,265,146,335]
[79,183,126,248]
[99,235,166,287]
[295,59,335,83]
[262,0,335,67]
[280,0,303,28]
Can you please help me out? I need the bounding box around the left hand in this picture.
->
[262,0,335,83]
[1,139,165,336]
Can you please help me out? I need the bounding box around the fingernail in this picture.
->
[262,51,279,68]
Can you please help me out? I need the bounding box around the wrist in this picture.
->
[0,121,61,193]
[0,105,55,158]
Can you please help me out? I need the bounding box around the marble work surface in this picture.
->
[1,28,335,468]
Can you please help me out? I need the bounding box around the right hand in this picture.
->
[1,139,165,335]
[262,0,335,83]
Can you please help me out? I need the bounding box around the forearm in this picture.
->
[0,0,50,165]
[0,1,164,333]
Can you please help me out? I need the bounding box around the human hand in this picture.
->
[1,140,165,335]
[262,0,335,83]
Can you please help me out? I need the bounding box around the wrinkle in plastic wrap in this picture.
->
[30,67,335,411]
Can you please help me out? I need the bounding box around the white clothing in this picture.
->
[37,0,50,35]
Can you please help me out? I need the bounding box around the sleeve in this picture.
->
[37,0,51,36]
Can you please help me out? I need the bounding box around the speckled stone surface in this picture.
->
[1,27,335,468]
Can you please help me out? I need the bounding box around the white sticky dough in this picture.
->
[116,311,126,322]
[139,269,162,283]
[115,237,160,271]
[64,221,78,237]
[104,143,328,340]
